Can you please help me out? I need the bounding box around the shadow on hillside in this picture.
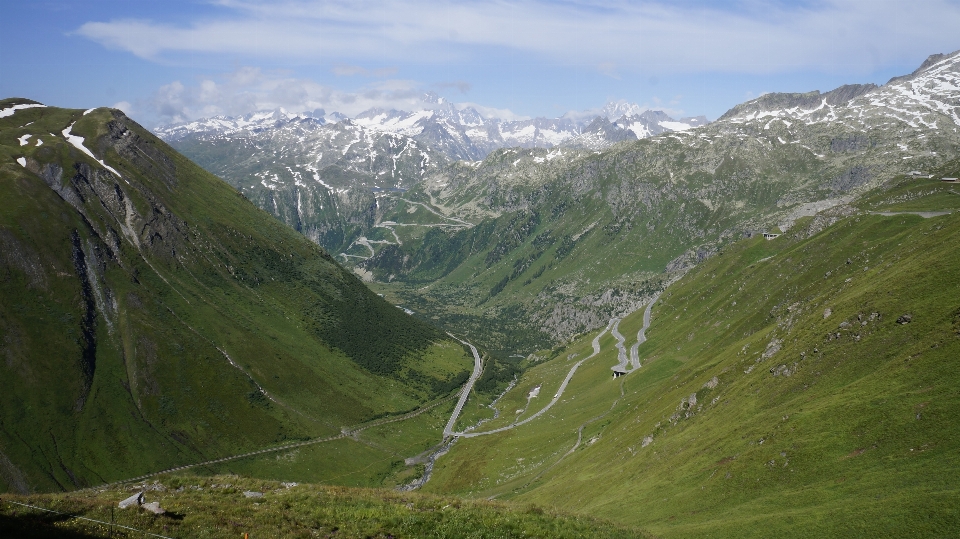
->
[0,512,109,538]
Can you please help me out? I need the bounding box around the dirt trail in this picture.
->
[870,211,951,218]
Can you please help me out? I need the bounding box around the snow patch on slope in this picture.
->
[0,103,46,118]
[62,123,123,178]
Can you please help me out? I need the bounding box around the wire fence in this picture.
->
[2,499,176,539]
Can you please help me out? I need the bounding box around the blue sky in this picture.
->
[3,0,960,127]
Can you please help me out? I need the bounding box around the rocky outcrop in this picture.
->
[718,84,878,121]
[0,230,48,290]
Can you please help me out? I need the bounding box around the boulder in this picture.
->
[142,501,165,515]
[118,492,143,509]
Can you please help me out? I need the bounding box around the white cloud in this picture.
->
[75,1,960,75]
[331,64,398,77]
[112,101,134,115]
[144,67,524,125]
[434,80,472,94]
[598,62,620,79]
[454,102,529,122]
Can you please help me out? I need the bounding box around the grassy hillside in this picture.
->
[0,474,650,538]
[0,98,472,493]
[424,175,960,537]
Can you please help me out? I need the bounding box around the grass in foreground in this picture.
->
[0,475,650,539]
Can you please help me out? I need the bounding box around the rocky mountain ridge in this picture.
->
[156,99,707,254]
[156,96,708,162]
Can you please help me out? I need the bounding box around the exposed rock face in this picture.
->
[0,449,30,494]
[829,166,874,192]
[718,84,878,121]
[107,111,178,188]
[0,230,48,290]
[886,52,949,85]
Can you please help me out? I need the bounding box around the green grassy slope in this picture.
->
[424,176,960,537]
[0,98,471,493]
[0,474,650,539]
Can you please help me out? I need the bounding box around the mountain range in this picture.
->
[343,51,960,354]
[155,98,707,258]
[149,51,960,357]
[156,96,708,161]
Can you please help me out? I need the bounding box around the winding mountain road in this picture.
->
[450,293,662,439]
[610,319,628,372]
[627,293,661,370]
[443,335,484,437]
[399,198,473,227]
[870,210,952,218]
[452,320,614,438]
[157,293,657,491]
[339,200,471,262]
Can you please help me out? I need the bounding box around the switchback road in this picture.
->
[453,320,613,438]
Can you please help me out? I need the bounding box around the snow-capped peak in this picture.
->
[601,101,645,121]
[715,49,960,131]
[155,95,711,160]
